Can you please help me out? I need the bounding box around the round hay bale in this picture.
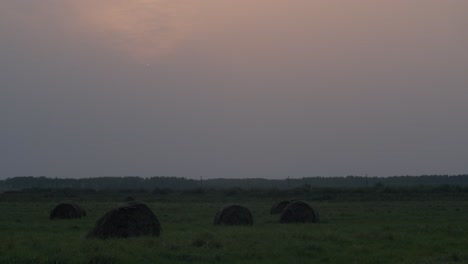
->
[124,196,135,202]
[214,205,253,226]
[88,202,161,239]
[50,202,86,220]
[279,201,319,223]
[270,200,291,214]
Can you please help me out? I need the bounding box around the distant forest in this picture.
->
[1,175,468,190]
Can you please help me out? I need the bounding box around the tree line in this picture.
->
[1,175,468,190]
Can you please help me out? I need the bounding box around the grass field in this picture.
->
[1,192,468,264]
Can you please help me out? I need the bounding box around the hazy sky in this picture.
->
[2,0,468,179]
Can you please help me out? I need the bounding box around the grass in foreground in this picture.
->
[1,197,468,263]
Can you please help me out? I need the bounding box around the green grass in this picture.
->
[1,197,468,263]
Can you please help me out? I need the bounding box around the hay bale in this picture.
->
[270,200,291,214]
[50,202,86,220]
[88,202,161,239]
[214,205,253,226]
[279,201,319,223]
[124,196,135,202]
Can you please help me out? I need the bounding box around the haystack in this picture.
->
[124,196,135,202]
[88,202,161,239]
[50,202,86,220]
[214,205,253,226]
[270,200,291,214]
[279,201,319,223]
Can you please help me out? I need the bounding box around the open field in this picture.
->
[1,191,468,264]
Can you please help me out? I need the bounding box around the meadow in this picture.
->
[1,189,468,264]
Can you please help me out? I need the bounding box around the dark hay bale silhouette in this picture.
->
[279,201,319,223]
[270,200,291,214]
[88,202,161,239]
[50,202,86,220]
[214,205,253,226]
[124,196,135,202]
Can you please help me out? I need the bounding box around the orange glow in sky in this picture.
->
[63,0,468,64]
[69,0,202,61]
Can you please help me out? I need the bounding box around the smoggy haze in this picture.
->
[2,1,468,179]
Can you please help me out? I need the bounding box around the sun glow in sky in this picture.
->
[67,0,202,61]
[2,1,468,178]
[59,0,468,65]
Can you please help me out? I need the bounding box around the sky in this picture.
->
[2,0,468,179]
